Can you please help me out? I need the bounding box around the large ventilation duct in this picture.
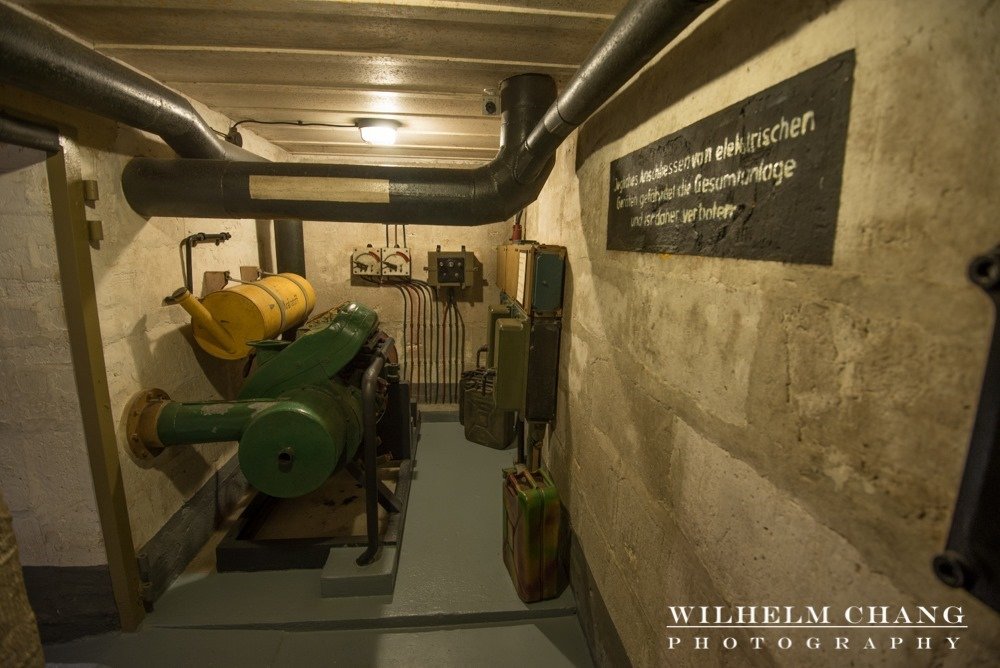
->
[1,0,715,226]
[123,73,558,225]
[121,0,715,225]
[0,4,256,163]
[0,3,307,274]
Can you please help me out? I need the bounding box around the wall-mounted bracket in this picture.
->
[935,243,1000,612]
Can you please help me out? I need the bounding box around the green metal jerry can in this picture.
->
[502,464,567,603]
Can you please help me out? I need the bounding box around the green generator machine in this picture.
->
[126,301,412,565]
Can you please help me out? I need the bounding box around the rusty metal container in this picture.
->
[502,464,567,602]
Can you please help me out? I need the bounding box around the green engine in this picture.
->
[126,302,391,498]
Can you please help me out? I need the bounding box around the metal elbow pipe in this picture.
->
[516,0,716,183]
[119,0,714,224]
[0,4,259,163]
[121,73,558,225]
[0,5,310,273]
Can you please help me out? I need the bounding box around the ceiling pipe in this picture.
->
[0,113,61,154]
[0,3,308,276]
[0,3,258,163]
[516,0,716,184]
[120,0,715,225]
[122,72,558,225]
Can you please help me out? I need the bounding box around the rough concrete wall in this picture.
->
[305,219,512,392]
[1,85,289,555]
[0,143,105,567]
[530,0,1000,665]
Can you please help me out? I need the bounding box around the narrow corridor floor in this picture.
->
[44,421,592,667]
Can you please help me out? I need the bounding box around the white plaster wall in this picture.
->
[1,84,291,556]
[0,144,106,567]
[531,0,1000,665]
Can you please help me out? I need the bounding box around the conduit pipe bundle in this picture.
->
[0,0,715,226]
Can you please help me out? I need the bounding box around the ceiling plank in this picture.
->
[249,127,499,149]
[103,47,574,92]
[21,4,611,64]
[16,1,627,20]
[182,84,494,119]
[213,106,500,137]
[274,142,497,160]
[294,154,487,168]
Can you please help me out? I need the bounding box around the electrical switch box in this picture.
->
[493,317,528,412]
[352,247,382,277]
[379,247,411,278]
[496,243,566,316]
[436,254,465,284]
[426,247,480,288]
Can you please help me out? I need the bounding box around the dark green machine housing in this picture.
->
[127,302,392,498]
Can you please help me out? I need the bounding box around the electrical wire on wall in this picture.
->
[443,289,452,403]
[454,289,465,399]
[393,283,408,387]
[357,266,466,404]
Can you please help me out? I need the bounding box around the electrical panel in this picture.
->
[493,318,528,412]
[352,247,382,277]
[379,247,411,278]
[496,243,566,316]
[482,242,567,427]
[426,247,480,288]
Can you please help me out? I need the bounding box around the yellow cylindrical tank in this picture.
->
[170,273,316,360]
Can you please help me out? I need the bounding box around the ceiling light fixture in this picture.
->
[356,118,401,146]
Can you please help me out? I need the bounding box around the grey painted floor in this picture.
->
[45,421,593,667]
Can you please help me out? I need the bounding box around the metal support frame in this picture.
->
[935,243,1000,612]
[180,231,231,293]
[357,336,395,566]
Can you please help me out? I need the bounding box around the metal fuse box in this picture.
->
[524,320,561,421]
[493,317,528,411]
[426,248,480,287]
[497,242,529,298]
[527,246,566,316]
[486,304,511,368]
[496,243,566,316]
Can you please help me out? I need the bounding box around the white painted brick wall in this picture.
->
[0,144,106,567]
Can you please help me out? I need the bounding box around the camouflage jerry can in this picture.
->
[502,464,567,602]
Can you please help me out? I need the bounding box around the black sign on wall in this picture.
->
[606,51,855,265]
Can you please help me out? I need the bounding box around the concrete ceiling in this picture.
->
[12,0,628,166]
